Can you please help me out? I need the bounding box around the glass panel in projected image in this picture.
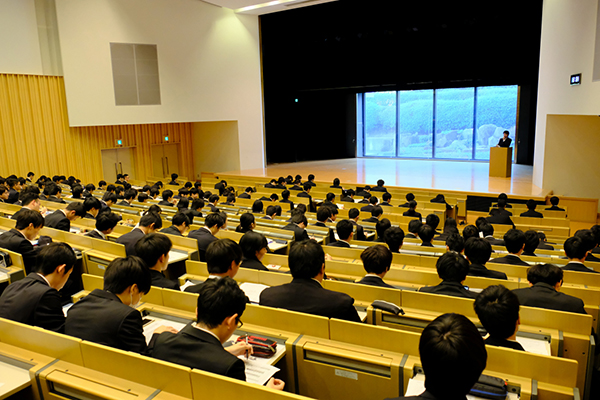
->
[475,85,518,160]
[434,87,474,159]
[364,91,396,157]
[398,90,433,158]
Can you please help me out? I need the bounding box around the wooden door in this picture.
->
[116,147,136,180]
[151,145,166,178]
[101,149,118,183]
[163,144,180,177]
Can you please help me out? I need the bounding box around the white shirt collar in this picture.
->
[36,273,51,286]
[192,323,221,342]
[93,229,107,239]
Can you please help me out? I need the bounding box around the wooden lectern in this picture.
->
[489,147,512,178]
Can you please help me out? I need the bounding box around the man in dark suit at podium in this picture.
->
[496,130,512,147]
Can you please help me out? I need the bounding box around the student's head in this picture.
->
[6,177,17,189]
[479,221,494,237]
[15,209,44,239]
[408,200,417,210]
[195,277,247,340]
[269,193,279,201]
[360,244,392,275]
[382,192,391,202]
[98,180,107,189]
[177,197,190,210]
[406,193,415,202]
[348,208,360,220]
[376,179,384,187]
[408,219,422,235]
[172,212,191,230]
[527,264,563,287]
[281,189,290,200]
[503,229,526,254]
[71,185,83,199]
[425,214,440,230]
[36,242,77,289]
[289,240,325,280]
[436,252,470,282]
[252,200,264,213]
[474,285,520,340]
[523,230,539,253]
[345,189,355,198]
[375,218,391,239]
[369,196,378,205]
[0,185,8,200]
[302,182,312,192]
[106,184,116,193]
[190,198,204,211]
[420,313,487,398]
[462,225,479,241]
[446,233,465,253]
[123,189,137,201]
[291,212,308,227]
[464,237,492,265]
[83,196,102,216]
[550,196,560,206]
[419,224,435,243]
[362,192,371,200]
[537,231,547,243]
[19,191,40,209]
[244,186,253,194]
[146,205,162,215]
[526,199,537,211]
[240,231,269,261]
[236,212,255,233]
[225,193,236,204]
[103,256,151,302]
[135,233,173,271]
[317,206,332,222]
[206,239,242,276]
[205,212,224,230]
[574,229,597,252]
[295,203,307,214]
[65,202,86,221]
[564,236,589,260]
[326,192,335,202]
[333,178,340,186]
[307,174,315,182]
[371,205,383,218]
[27,171,35,179]
[336,219,354,241]
[265,205,277,217]
[497,198,507,209]
[384,226,405,253]
[139,211,163,232]
[162,190,174,202]
[95,212,120,234]
[171,173,178,181]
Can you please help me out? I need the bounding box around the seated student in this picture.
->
[356,244,399,289]
[135,233,179,290]
[26,171,34,184]
[379,192,392,207]
[322,192,338,210]
[260,240,360,322]
[371,179,387,193]
[328,220,354,247]
[384,226,404,253]
[356,185,370,198]
[47,184,67,204]
[202,194,219,213]
[433,218,458,242]
[168,173,179,186]
[160,213,190,236]
[445,233,464,254]
[116,212,162,256]
[82,183,95,198]
[522,230,539,256]
[264,178,277,189]
[98,192,119,217]
[158,190,176,207]
[462,224,479,242]
[0,242,76,333]
[288,178,303,191]
[480,221,505,246]
[418,224,435,247]
[176,197,190,214]
[188,213,224,261]
[406,219,422,239]
[520,199,543,218]
[279,189,294,208]
[117,189,137,207]
[512,264,586,314]
[262,205,277,220]
[0,210,43,273]
[152,277,285,390]
[374,218,391,243]
[282,211,310,242]
[44,202,86,232]
[474,285,524,351]
[430,194,452,211]
[185,239,242,293]
[358,192,371,204]
[186,199,204,223]
[546,196,565,211]
[235,213,256,234]
[220,192,235,206]
[149,187,160,200]
[491,193,513,209]
[398,193,414,208]
[537,232,554,250]
[71,185,83,199]
[305,174,316,187]
[331,178,342,189]
[363,205,383,223]
[65,256,176,354]
[238,187,253,199]
[347,208,366,241]
[6,177,21,204]
[0,184,9,203]
[82,196,102,219]
[85,212,120,240]
[574,229,600,262]
[425,213,440,231]
[98,180,107,190]
[400,200,422,220]
[563,236,599,273]
[465,238,507,280]
[488,229,529,266]
[240,231,269,271]
[340,188,355,202]
[418,252,478,299]
[360,196,378,213]
[12,191,46,220]
[314,206,336,244]
[486,198,515,227]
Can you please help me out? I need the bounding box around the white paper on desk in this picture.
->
[239,282,270,304]
[143,318,187,344]
[180,280,197,292]
[241,356,280,386]
[357,310,368,322]
[265,264,281,270]
[516,336,551,356]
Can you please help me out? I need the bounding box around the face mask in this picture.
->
[130,292,141,309]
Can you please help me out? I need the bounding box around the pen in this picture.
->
[245,335,249,359]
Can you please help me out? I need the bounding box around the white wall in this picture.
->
[0,0,43,75]
[54,0,265,170]
[534,0,600,190]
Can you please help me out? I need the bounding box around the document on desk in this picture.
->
[239,282,270,304]
[516,336,551,356]
[143,318,187,344]
[241,356,280,386]
[180,280,197,292]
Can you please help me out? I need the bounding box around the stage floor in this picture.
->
[219,158,544,197]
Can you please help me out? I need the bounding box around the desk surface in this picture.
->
[0,362,31,399]
[168,249,189,264]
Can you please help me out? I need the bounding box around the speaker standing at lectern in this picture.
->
[496,130,512,147]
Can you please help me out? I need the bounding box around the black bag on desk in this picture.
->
[469,374,508,400]
[0,250,12,268]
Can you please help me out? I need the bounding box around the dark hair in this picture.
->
[348,208,360,219]
[382,192,391,202]
[226,193,236,203]
[589,225,600,247]
[172,212,191,227]
[281,189,290,200]
[369,196,379,205]
[145,205,162,215]
[479,221,494,237]
[497,198,507,208]
[206,239,242,274]
[162,190,174,201]
[464,237,492,265]
[333,178,340,186]
[526,199,537,210]
[360,245,392,274]
[171,173,178,181]
[236,213,255,233]
[83,196,101,212]
[336,219,354,241]
[240,231,268,260]
[406,193,415,201]
[523,230,539,253]
[104,192,118,204]
[326,192,335,202]
[550,196,560,206]
[36,242,76,275]
[408,200,417,209]
[150,187,160,198]
[574,229,597,252]
[384,227,405,252]
[205,212,224,229]
[436,252,470,282]
[139,212,163,229]
[121,189,135,201]
[425,214,440,230]
[371,205,383,218]
[191,199,205,210]
[103,256,151,295]
[474,285,520,340]
[27,172,35,178]
[564,236,588,260]
[196,277,247,328]
[291,212,308,226]
[65,202,86,217]
[15,209,44,230]
[345,189,355,197]
[177,197,189,210]
[71,185,83,199]
[289,240,325,279]
[135,233,173,269]
[420,313,487,398]
[265,205,277,216]
[19,191,39,207]
[527,263,563,286]
[317,206,332,222]
[308,174,315,181]
[96,212,120,232]
[295,203,307,214]
[446,233,465,253]
[419,224,435,243]
[376,179,384,187]
[252,200,264,213]
[302,182,312,191]
[99,180,107,187]
[375,218,391,238]
[503,229,526,254]
[408,219,422,234]
[462,225,479,241]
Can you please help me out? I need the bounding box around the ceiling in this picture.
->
[201,0,337,15]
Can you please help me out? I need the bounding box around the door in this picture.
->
[151,144,181,178]
[116,147,136,180]
[151,145,166,178]
[101,149,118,183]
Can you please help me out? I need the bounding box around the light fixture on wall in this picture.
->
[570,73,581,86]
[164,136,169,142]
[117,139,123,146]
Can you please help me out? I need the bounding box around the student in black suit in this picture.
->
[357,192,371,204]
[474,285,524,351]
[512,264,586,314]
[306,174,316,187]
[464,238,507,279]
[47,184,66,204]
[260,240,361,322]
[238,186,253,199]
[6,177,21,204]
[0,243,76,333]
[371,179,387,193]
[65,256,177,354]
[297,182,314,211]
[160,212,190,237]
[322,192,338,210]
[239,231,269,271]
[496,130,512,147]
[135,233,179,290]
[0,185,9,203]
[184,239,242,293]
[387,314,487,400]
[279,189,294,210]
[479,221,505,246]
[402,200,422,219]
[486,198,515,227]
[537,232,554,250]
[380,192,392,207]
[418,252,478,299]
[84,212,120,240]
[158,189,176,207]
[488,229,530,266]
[328,220,354,247]
[373,218,390,244]
[362,205,383,224]
[314,206,336,244]
[26,171,35,184]
[0,210,44,273]
[116,212,162,256]
[330,178,342,189]
[340,189,355,203]
[445,233,465,255]
[462,224,479,242]
[356,185,370,198]
[348,208,367,241]
[282,211,310,242]
[418,224,435,247]
[44,202,86,232]
[289,179,303,191]
[520,199,543,218]
[406,219,422,239]
[235,212,255,234]
[398,192,414,208]
[574,229,600,262]
[207,194,221,213]
[360,196,378,213]
[81,196,101,220]
[153,278,285,390]
[188,213,224,261]
[12,190,47,220]
[522,230,540,256]
[384,226,404,253]
[357,245,395,288]
[562,236,599,273]
[264,178,277,189]
[546,196,565,211]
[262,205,277,220]
[168,173,179,186]
[117,189,137,207]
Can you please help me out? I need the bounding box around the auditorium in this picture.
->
[0,1,599,400]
